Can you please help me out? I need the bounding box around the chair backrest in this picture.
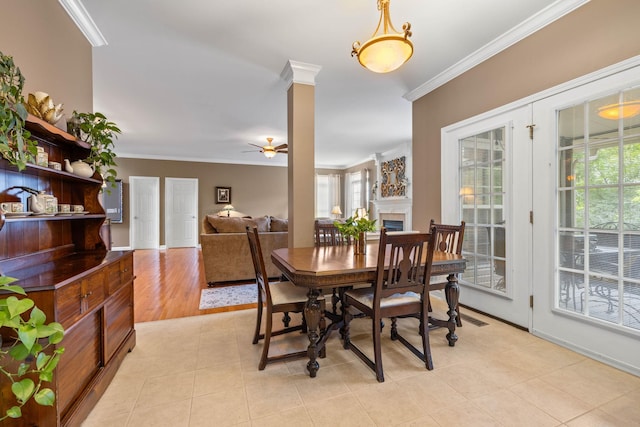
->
[246,225,272,303]
[315,219,351,246]
[374,228,436,304]
[429,219,465,255]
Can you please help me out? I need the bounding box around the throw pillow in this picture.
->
[270,216,288,232]
[253,216,270,232]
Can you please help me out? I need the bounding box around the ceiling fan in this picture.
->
[245,137,288,158]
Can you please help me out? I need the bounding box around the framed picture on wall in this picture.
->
[216,186,231,204]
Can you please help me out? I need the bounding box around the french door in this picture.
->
[442,106,532,328]
[532,64,640,374]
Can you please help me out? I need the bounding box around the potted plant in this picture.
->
[0,275,64,420]
[335,209,377,254]
[71,111,121,189]
[0,51,37,170]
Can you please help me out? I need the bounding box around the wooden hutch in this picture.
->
[0,115,135,426]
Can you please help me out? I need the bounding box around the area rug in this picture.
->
[199,283,258,310]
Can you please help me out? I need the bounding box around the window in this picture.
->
[459,127,507,293]
[557,86,640,330]
[345,171,362,217]
[315,174,340,218]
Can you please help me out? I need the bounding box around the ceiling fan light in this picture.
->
[597,100,640,120]
[352,0,413,74]
[263,149,277,158]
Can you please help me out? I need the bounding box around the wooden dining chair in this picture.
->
[246,226,325,370]
[342,227,437,382]
[314,219,351,247]
[429,219,465,327]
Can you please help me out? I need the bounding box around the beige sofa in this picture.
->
[200,215,288,286]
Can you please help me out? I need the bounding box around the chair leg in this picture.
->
[282,312,291,327]
[421,309,434,370]
[456,303,462,327]
[331,287,339,315]
[258,309,273,370]
[342,300,352,349]
[372,316,384,382]
[252,296,263,345]
[390,317,398,340]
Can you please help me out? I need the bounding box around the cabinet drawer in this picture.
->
[56,271,106,327]
[106,255,134,295]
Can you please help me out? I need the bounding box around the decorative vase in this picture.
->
[354,231,367,255]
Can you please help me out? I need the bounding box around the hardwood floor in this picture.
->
[132,247,256,323]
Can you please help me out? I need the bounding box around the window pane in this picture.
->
[623,137,640,184]
[559,189,585,228]
[623,281,640,330]
[558,104,585,148]
[589,143,619,186]
[588,187,619,227]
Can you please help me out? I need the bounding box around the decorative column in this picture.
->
[280,60,321,248]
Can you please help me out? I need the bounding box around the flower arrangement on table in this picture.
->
[334,209,377,254]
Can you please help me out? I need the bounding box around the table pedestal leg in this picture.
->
[444,273,459,346]
[303,288,322,377]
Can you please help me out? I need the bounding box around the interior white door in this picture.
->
[532,65,640,375]
[165,177,198,248]
[130,176,160,249]
[442,105,532,328]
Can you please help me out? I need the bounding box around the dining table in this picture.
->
[271,243,467,378]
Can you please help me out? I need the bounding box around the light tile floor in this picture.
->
[82,299,640,426]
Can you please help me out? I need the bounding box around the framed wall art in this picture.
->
[216,186,231,204]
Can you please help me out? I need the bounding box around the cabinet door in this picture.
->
[104,283,134,362]
[57,271,106,328]
[57,311,102,420]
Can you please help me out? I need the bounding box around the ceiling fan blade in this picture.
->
[248,143,263,148]
[273,143,288,150]
[241,150,261,153]
[276,150,288,154]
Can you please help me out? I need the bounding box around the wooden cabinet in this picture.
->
[0,115,136,426]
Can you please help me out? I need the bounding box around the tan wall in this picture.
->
[1,1,93,116]
[412,0,640,231]
[112,158,288,247]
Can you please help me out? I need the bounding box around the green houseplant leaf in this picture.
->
[72,110,122,190]
[0,277,65,421]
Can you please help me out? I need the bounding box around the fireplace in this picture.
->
[383,219,404,232]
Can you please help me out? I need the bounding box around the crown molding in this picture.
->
[58,0,107,47]
[404,0,590,102]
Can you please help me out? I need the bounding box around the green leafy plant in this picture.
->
[334,210,377,239]
[73,111,121,189]
[0,275,64,421]
[0,51,37,170]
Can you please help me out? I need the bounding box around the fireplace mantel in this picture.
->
[372,198,412,231]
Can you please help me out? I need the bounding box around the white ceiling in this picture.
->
[81,0,580,168]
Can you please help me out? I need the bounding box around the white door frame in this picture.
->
[165,177,198,248]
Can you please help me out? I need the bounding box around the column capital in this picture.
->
[280,60,322,88]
